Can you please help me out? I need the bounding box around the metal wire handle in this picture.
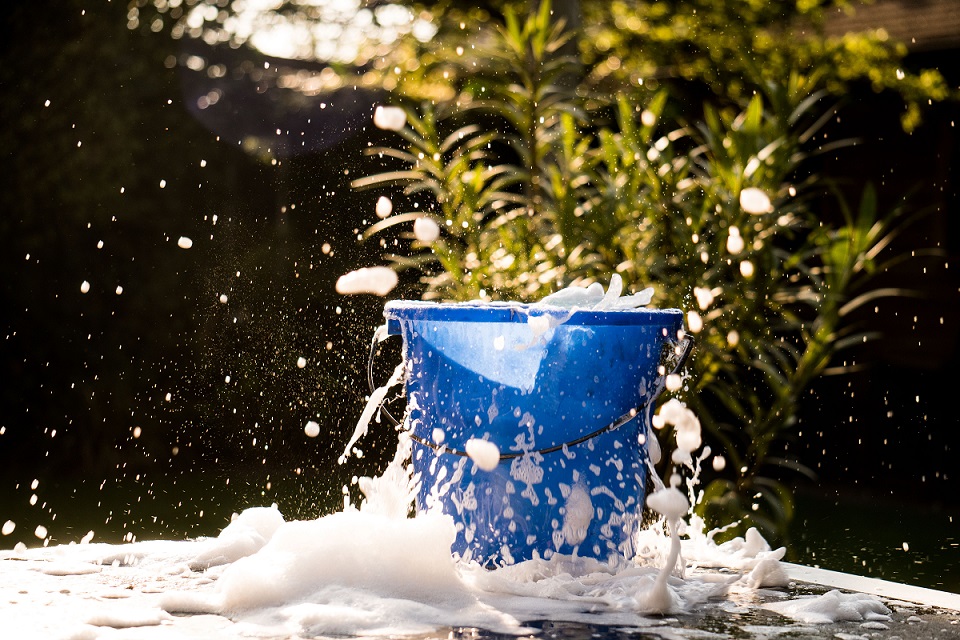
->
[368,328,694,460]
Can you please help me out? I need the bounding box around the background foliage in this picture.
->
[351,0,952,539]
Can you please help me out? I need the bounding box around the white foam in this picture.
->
[375,195,393,218]
[373,105,406,131]
[539,281,605,308]
[213,510,469,611]
[594,272,623,309]
[727,226,744,254]
[465,438,501,471]
[653,399,701,466]
[647,484,689,522]
[764,589,892,624]
[693,286,714,310]
[39,561,102,576]
[413,217,440,243]
[642,474,690,614]
[85,605,172,628]
[536,275,653,310]
[339,360,405,464]
[190,506,284,570]
[559,484,592,547]
[335,266,398,296]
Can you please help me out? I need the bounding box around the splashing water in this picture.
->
[0,415,899,639]
[332,277,792,615]
[0,276,908,638]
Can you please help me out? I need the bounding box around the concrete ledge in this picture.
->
[784,562,960,611]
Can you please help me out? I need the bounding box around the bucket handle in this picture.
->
[367,329,694,460]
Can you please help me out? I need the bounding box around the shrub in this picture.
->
[353,1,935,540]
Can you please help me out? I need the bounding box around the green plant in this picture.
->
[352,3,930,541]
[580,0,952,132]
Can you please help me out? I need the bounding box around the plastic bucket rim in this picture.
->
[384,299,684,331]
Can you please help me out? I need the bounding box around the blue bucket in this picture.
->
[378,300,688,567]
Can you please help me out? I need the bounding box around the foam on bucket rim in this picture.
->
[384,300,684,327]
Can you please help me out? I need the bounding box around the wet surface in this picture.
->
[4,549,958,639]
[450,586,960,640]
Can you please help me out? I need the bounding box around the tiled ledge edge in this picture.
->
[783,562,960,611]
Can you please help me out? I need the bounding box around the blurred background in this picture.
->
[1,0,958,591]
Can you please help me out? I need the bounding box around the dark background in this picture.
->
[1,0,408,541]
[1,0,957,589]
